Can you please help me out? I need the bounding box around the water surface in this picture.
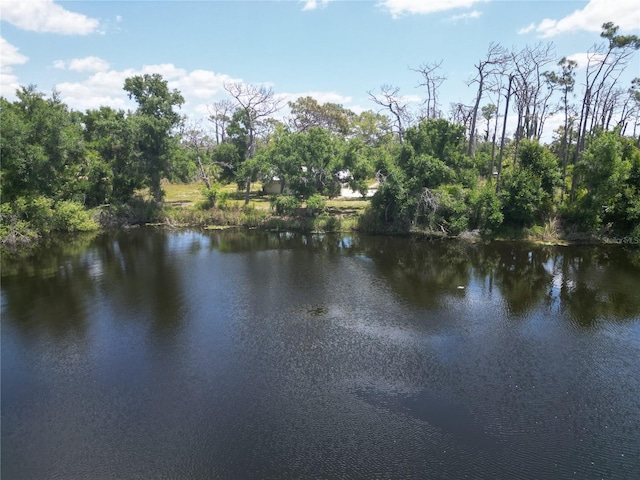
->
[2,230,640,479]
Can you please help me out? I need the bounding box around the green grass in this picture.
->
[163,183,370,215]
[162,182,272,210]
[159,182,372,233]
[325,197,368,215]
[163,183,205,206]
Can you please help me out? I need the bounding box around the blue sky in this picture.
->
[1,0,639,137]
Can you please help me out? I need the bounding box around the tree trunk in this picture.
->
[468,73,484,157]
[244,177,251,205]
[495,75,513,193]
[197,154,211,190]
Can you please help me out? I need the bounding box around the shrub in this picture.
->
[199,184,221,210]
[0,203,38,247]
[271,195,301,216]
[499,168,544,227]
[434,185,469,235]
[306,194,326,216]
[239,204,268,227]
[469,184,503,233]
[20,196,54,234]
[51,201,98,232]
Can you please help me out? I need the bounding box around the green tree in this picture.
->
[570,131,637,231]
[351,110,393,146]
[82,106,141,204]
[0,86,84,202]
[288,96,354,136]
[123,73,184,202]
[518,140,561,216]
[256,126,345,199]
[499,168,544,227]
[403,118,476,187]
[341,138,376,197]
[499,140,560,226]
[223,82,283,204]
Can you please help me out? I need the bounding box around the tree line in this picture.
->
[1,23,639,245]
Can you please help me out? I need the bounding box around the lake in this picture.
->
[2,229,640,479]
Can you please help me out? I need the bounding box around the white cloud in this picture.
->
[517,23,535,35]
[0,37,28,68]
[449,10,482,23]
[522,0,640,38]
[139,63,186,80]
[301,0,331,11]
[54,56,110,73]
[401,94,422,103]
[0,37,28,98]
[53,64,242,118]
[540,111,566,144]
[277,91,353,105]
[565,52,607,69]
[171,69,239,99]
[381,0,487,18]
[0,0,100,35]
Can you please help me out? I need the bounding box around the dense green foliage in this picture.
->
[2,24,639,246]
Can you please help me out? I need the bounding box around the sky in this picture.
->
[1,0,639,137]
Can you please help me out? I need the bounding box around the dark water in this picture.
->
[2,229,640,479]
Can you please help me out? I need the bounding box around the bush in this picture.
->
[499,168,544,227]
[434,184,469,235]
[0,203,38,247]
[271,195,301,216]
[306,194,326,216]
[239,204,268,227]
[51,201,98,232]
[198,183,229,210]
[469,184,503,233]
[19,196,54,234]
[1,196,97,247]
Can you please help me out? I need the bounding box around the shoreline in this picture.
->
[2,204,638,256]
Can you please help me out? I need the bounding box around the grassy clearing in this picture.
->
[162,183,205,206]
[158,182,370,233]
[163,182,369,216]
[163,182,272,210]
[324,197,369,215]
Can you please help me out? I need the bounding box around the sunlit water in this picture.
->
[2,230,640,479]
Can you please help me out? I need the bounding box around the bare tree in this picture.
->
[411,60,447,120]
[448,102,474,151]
[467,43,508,157]
[367,84,411,144]
[495,74,514,192]
[574,23,640,164]
[619,78,640,138]
[509,42,556,148]
[485,61,511,177]
[223,82,284,204]
[207,99,235,145]
[183,121,214,190]
[546,57,578,197]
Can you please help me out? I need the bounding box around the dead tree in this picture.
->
[367,84,411,144]
[183,122,216,190]
[207,99,235,145]
[449,102,474,151]
[510,42,556,148]
[467,43,508,157]
[485,54,514,177]
[223,82,284,204]
[574,23,640,165]
[546,57,577,197]
[495,74,513,193]
[411,60,447,120]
